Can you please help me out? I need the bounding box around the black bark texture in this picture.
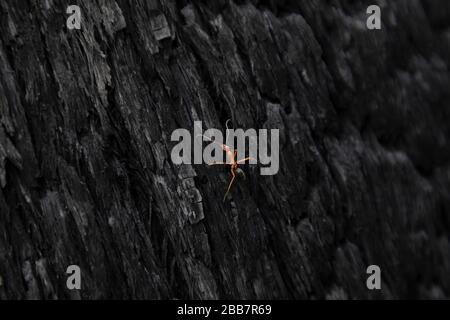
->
[0,0,449,299]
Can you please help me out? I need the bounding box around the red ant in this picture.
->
[197,120,255,201]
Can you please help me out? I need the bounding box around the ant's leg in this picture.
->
[223,170,236,202]
[236,157,256,164]
[206,161,227,166]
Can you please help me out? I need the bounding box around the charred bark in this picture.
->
[0,0,449,299]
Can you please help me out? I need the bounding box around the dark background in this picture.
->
[0,0,449,299]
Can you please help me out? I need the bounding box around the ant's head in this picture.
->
[223,144,232,152]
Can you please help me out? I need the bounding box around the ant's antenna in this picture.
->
[195,133,213,142]
[194,119,235,150]
[225,119,232,144]
[194,121,224,148]
[194,121,214,142]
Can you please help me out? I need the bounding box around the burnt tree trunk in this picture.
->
[0,0,449,299]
